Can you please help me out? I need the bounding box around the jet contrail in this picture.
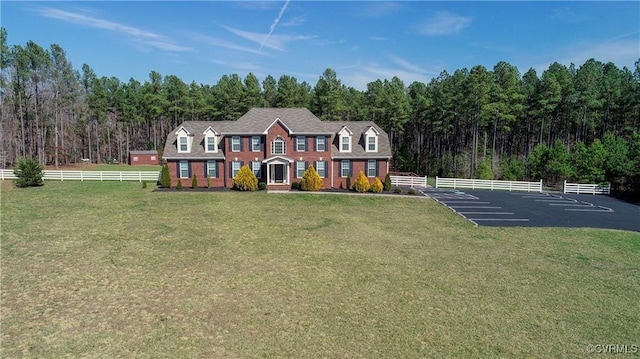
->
[257,0,290,54]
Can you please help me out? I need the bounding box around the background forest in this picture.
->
[1,29,639,197]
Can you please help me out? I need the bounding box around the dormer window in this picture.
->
[338,126,353,153]
[364,126,380,152]
[271,136,286,155]
[203,127,219,153]
[176,126,192,153]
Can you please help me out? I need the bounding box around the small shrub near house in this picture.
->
[384,173,392,191]
[176,180,183,190]
[142,181,147,189]
[206,177,211,188]
[408,188,417,195]
[14,157,44,188]
[191,174,198,188]
[159,164,171,188]
[291,181,301,190]
[300,165,323,191]
[258,182,266,191]
[353,171,371,193]
[233,165,258,191]
[345,174,352,191]
[393,187,402,194]
[370,177,383,193]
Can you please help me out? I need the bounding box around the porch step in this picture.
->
[267,184,291,191]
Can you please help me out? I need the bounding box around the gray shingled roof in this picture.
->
[162,108,392,160]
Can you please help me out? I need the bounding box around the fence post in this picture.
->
[563,180,566,194]
[100,172,103,181]
[539,179,543,193]
[120,172,123,182]
[435,176,439,188]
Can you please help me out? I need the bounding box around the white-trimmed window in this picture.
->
[296,161,306,178]
[179,161,189,179]
[340,135,350,152]
[316,136,326,152]
[367,159,377,177]
[178,136,188,152]
[231,161,241,178]
[316,161,326,178]
[251,136,261,152]
[367,136,377,152]
[231,136,241,152]
[271,137,286,155]
[341,160,351,178]
[206,136,217,152]
[252,161,262,178]
[207,160,217,178]
[296,136,306,152]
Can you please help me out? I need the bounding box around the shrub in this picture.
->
[258,182,267,191]
[176,180,183,190]
[142,181,147,189]
[14,157,44,187]
[300,165,323,191]
[206,177,211,188]
[370,177,383,193]
[191,174,198,188]
[384,173,392,191]
[345,173,352,191]
[233,165,258,191]
[353,171,371,193]
[159,164,171,188]
[408,188,417,195]
[291,181,301,190]
[477,159,494,180]
[393,187,402,194]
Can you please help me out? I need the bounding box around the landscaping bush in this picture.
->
[370,177,383,193]
[191,174,198,188]
[408,188,417,195]
[14,157,44,187]
[384,173,392,191]
[176,180,183,190]
[300,165,323,191]
[206,177,211,188]
[345,174,352,191]
[393,187,402,194]
[159,164,171,188]
[291,181,301,190]
[233,165,258,191]
[353,171,371,193]
[258,182,267,191]
[142,181,147,189]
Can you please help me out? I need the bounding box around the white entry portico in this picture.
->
[263,156,294,185]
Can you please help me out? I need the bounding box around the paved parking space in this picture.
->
[423,188,640,232]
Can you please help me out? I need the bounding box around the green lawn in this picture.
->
[1,181,638,358]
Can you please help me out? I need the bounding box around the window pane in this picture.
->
[316,161,325,178]
[207,137,215,151]
[367,160,376,177]
[317,136,325,151]
[297,136,305,151]
[296,161,305,178]
[368,137,376,151]
[341,136,349,151]
[207,160,216,177]
[252,136,261,151]
[232,136,241,151]
[180,161,189,178]
[272,139,285,155]
[341,160,350,177]
[179,137,187,151]
[232,161,241,177]
[252,161,261,177]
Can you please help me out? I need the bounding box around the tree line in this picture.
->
[1,28,639,195]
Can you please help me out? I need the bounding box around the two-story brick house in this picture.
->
[162,108,392,190]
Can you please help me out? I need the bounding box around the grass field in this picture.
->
[1,181,639,358]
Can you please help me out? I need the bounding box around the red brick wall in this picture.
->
[129,153,159,165]
[331,159,388,189]
[170,160,226,188]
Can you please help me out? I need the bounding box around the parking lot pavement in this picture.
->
[423,188,640,232]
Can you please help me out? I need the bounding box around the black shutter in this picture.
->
[229,162,233,178]
[188,161,192,178]
[349,161,353,177]
[176,162,180,177]
[376,160,380,177]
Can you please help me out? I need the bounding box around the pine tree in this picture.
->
[159,163,171,188]
[14,157,44,187]
[300,165,323,191]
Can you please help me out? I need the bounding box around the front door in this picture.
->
[274,164,284,183]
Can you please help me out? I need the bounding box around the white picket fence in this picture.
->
[435,177,543,192]
[390,175,428,188]
[0,169,159,182]
[563,181,611,195]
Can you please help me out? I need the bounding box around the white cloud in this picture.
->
[34,7,191,52]
[370,36,389,41]
[419,11,472,36]
[358,2,403,18]
[188,32,265,55]
[282,15,306,27]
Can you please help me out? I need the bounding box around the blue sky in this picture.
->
[3,1,639,90]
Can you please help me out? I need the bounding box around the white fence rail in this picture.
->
[435,177,543,192]
[0,169,158,182]
[390,175,428,188]
[563,181,610,195]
